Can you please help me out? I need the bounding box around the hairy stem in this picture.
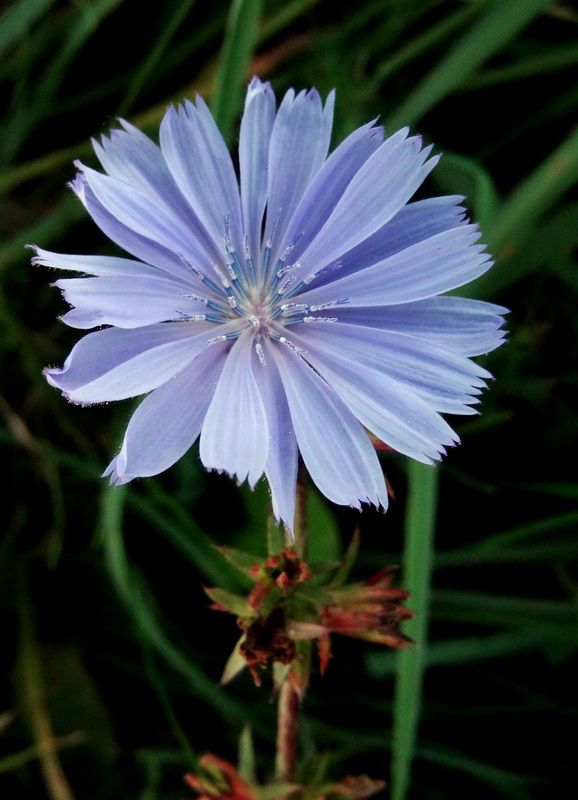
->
[274,678,300,782]
[275,470,308,782]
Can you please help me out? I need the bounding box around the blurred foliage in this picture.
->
[1,0,577,799]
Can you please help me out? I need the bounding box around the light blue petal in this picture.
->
[259,339,298,529]
[30,247,163,277]
[45,323,214,403]
[104,343,228,483]
[276,120,384,263]
[308,196,467,290]
[287,329,458,463]
[79,164,217,280]
[239,78,276,265]
[70,176,197,280]
[273,343,388,510]
[93,119,223,265]
[298,322,488,415]
[296,130,438,278]
[159,97,245,261]
[299,224,491,307]
[55,275,209,329]
[200,333,270,487]
[264,88,335,262]
[335,296,508,356]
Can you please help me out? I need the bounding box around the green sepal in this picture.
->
[204,586,253,617]
[292,582,332,608]
[259,584,285,619]
[326,528,360,588]
[237,725,257,784]
[260,783,301,800]
[216,545,262,577]
[220,634,248,685]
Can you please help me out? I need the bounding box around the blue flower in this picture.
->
[33,78,506,530]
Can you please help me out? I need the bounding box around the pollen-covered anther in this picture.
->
[177,291,209,304]
[276,276,296,296]
[276,335,305,355]
[309,299,349,311]
[212,262,231,289]
[254,340,266,366]
[277,261,302,279]
[280,303,308,312]
[176,312,207,321]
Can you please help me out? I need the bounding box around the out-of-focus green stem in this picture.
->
[391,461,439,800]
[211,0,263,144]
[274,474,308,782]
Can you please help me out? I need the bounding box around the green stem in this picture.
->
[274,679,300,782]
[391,461,439,800]
[274,473,308,782]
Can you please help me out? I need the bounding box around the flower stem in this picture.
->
[275,471,308,783]
[293,463,308,557]
[275,678,300,782]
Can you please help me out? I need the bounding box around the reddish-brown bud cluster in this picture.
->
[205,543,413,687]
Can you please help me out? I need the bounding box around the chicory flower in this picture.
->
[33,78,506,530]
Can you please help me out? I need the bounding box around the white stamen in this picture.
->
[176,312,207,321]
[280,303,308,312]
[303,259,342,285]
[277,276,296,296]
[212,262,230,289]
[309,299,349,311]
[255,340,266,366]
[278,336,305,355]
[277,261,302,278]
[178,291,209,304]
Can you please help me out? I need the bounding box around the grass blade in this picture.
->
[386,0,554,130]
[390,462,439,800]
[211,0,263,144]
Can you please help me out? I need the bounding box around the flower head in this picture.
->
[33,78,506,530]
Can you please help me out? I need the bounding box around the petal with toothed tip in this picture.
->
[273,344,388,510]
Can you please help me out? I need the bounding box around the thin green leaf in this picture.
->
[391,462,438,800]
[367,629,555,678]
[116,0,199,116]
[461,42,578,91]
[386,0,554,130]
[211,0,263,144]
[238,725,257,783]
[417,745,538,800]
[135,481,252,590]
[462,124,578,299]
[372,2,479,88]
[0,0,57,60]
[99,483,249,721]
[432,151,499,231]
